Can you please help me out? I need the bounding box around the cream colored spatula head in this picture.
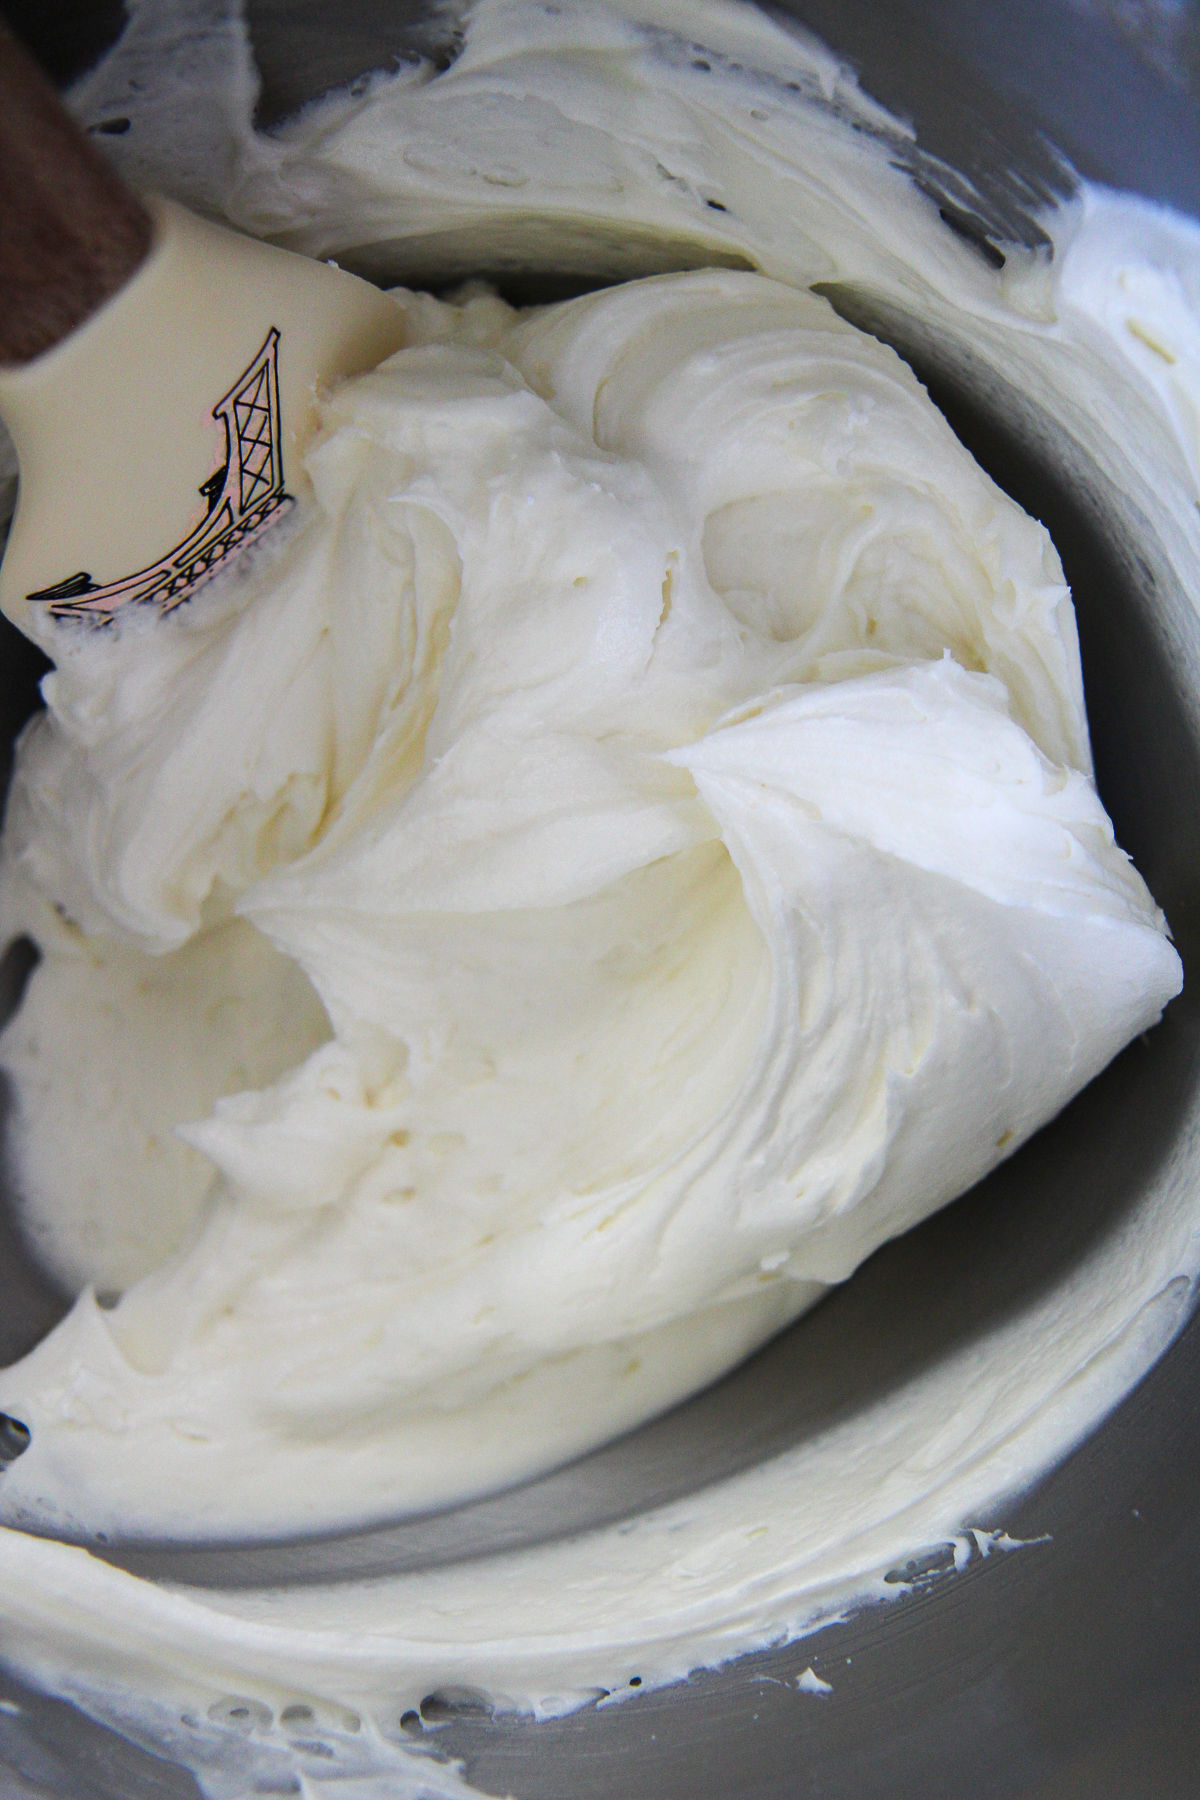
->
[0,27,405,640]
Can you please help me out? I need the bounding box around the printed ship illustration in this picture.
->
[29,328,293,623]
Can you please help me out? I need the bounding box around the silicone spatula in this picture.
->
[0,27,405,639]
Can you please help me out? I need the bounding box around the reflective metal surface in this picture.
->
[1,2,1199,1794]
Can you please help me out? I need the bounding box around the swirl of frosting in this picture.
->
[0,270,1179,1539]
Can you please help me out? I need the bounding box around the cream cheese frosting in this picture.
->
[0,0,1197,1792]
[0,264,1180,1540]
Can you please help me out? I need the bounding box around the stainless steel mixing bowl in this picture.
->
[1,2,1199,1794]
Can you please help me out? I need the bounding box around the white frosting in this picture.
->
[0,0,1197,1792]
[0,261,1180,1539]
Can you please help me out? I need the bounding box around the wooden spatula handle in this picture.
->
[0,26,153,366]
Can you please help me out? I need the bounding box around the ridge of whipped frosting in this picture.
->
[0,1,1196,1794]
